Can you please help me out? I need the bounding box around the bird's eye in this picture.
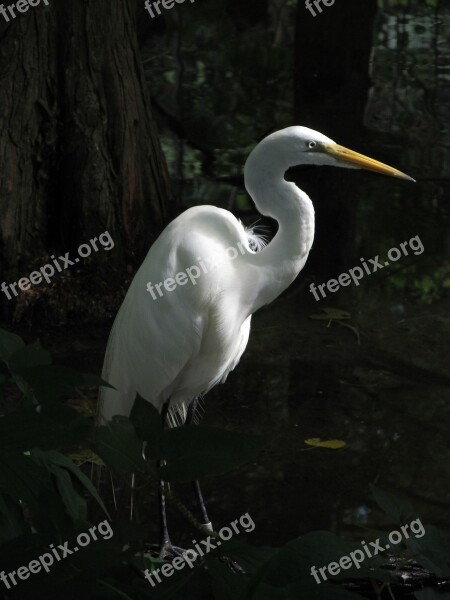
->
[307,140,317,150]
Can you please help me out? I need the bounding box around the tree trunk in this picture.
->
[0,0,171,288]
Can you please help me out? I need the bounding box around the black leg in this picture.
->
[186,398,212,531]
[158,399,176,558]
[186,400,244,575]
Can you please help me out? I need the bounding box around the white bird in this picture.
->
[97,126,413,553]
[98,126,412,425]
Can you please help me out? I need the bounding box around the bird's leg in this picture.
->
[158,399,184,559]
[186,398,213,532]
[192,480,213,532]
[158,475,172,557]
[185,399,245,575]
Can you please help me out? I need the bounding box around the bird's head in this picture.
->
[251,126,415,182]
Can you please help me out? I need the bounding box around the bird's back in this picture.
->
[97,205,256,425]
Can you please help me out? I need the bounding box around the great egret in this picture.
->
[97,126,413,555]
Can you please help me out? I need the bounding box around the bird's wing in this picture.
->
[98,205,257,424]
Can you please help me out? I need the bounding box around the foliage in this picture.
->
[378,0,438,7]
[142,0,295,213]
[1,328,450,599]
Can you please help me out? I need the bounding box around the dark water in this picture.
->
[139,1,450,548]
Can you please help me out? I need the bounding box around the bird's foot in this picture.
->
[159,541,186,560]
[144,541,186,560]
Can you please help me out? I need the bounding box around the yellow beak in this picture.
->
[324,143,415,182]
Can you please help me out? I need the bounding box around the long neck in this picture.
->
[244,164,315,312]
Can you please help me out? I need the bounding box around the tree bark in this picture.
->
[0,0,171,286]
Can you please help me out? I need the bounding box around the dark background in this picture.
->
[0,0,449,597]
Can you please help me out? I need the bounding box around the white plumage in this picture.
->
[98,126,412,426]
[98,207,266,425]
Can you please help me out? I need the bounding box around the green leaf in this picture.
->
[91,417,152,476]
[0,328,25,362]
[81,372,115,389]
[0,403,92,452]
[248,531,389,595]
[51,463,87,521]
[205,541,276,600]
[9,340,52,370]
[160,425,266,482]
[206,558,252,600]
[130,394,163,455]
[97,580,135,600]
[370,485,414,523]
[0,493,29,543]
[406,524,450,577]
[32,449,110,519]
[210,538,275,574]
[0,452,52,511]
[0,331,111,404]
[12,365,78,404]
[279,581,366,600]
[11,365,106,404]
[209,562,364,600]
[132,561,203,599]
